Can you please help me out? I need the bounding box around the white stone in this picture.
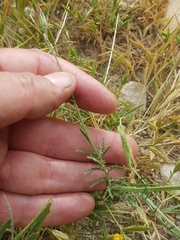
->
[119,81,146,112]
[160,164,180,195]
[165,0,180,32]
[18,27,25,35]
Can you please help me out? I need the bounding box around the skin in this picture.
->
[0,48,138,227]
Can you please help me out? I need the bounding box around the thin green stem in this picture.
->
[142,195,180,238]
[105,204,129,239]
[112,184,180,193]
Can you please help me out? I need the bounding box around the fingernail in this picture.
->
[45,72,74,89]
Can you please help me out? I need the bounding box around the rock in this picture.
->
[165,0,180,32]
[119,81,146,112]
[18,27,25,35]
[160,164,180,195]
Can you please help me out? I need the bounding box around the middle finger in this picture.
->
[0,150,123,195]
[9,118,138,165]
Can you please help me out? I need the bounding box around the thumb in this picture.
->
[0,71,76,128]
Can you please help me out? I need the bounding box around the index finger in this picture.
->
[0,48,117,114]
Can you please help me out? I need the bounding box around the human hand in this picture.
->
[0,48,138,227]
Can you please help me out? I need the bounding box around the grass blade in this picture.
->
[14,199,52,240]
[0,220,11,240]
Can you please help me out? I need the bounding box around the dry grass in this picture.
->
[0,0,180,239]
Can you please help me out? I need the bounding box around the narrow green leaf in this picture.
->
[118,102,132,118]
[84,167,103,174]
[173,162,180,174]
[122,225,153,232]
[86,156,100,163]
[90,178,107,188]
[124,104,144,118]
[0,220,11,240]
[102,146,111,157]
[26,232,39,240]
[77,149,94,155]
[14,199,52,240]
[107,186,114,198]
[79,128,91,143]
[64,7,75,17]
[0,16,6,36]
[107,165,125,173]
[148,121,157,131]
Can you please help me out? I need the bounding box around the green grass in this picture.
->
[0,0,180,239]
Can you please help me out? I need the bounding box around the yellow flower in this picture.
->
[112,233,124,240]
